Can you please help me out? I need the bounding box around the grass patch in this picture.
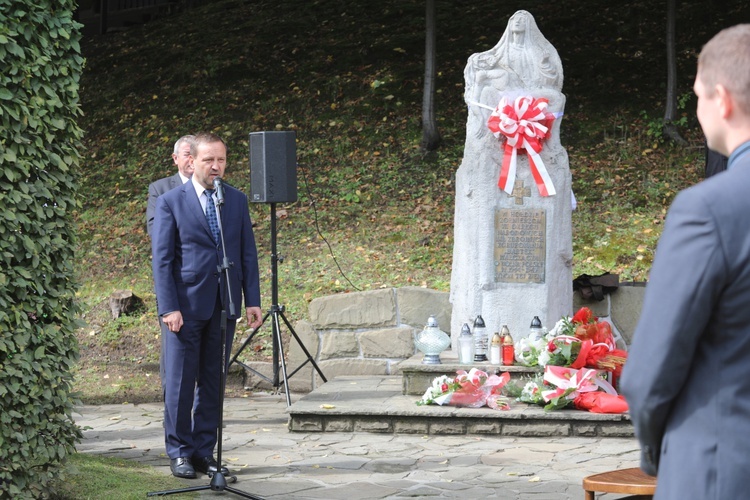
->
[51,454,196,499]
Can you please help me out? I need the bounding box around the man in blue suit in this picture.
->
[622,25,750,499]
[152,132,263,479]
[147,134,195,397]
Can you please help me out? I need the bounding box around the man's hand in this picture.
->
[246,306,263,330]
[163,311,183,332]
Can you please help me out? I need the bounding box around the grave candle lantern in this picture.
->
[414,315,451,365]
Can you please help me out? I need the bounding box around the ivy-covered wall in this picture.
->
[0,1,84,497]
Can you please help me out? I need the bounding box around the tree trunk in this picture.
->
[421,0,441,152]
[109,289,137,319]
[663,0,688,146]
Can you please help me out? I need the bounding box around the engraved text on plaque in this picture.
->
[494,209,546,283]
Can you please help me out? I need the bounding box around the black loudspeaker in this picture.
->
[249,131,298,203]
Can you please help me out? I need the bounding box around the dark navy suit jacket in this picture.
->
[151,180,261,320]
[146,173,182,237]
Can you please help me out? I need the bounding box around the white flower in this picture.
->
[518,378,545,404]
[520,381,537,398]
[531,336,547,350]
[419,375,455,405]
[514,338,535,364]
[547,318,568,338]
[537,350,552,367]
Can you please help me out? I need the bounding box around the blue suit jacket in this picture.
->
[151,180,261,321]
[621,151,750,499]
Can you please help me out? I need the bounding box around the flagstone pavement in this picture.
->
[75,391,642,499]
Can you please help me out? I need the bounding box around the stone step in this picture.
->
[287,375,633,438]
[400,351,544,396]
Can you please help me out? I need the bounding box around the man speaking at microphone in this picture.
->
[152,132,263,479]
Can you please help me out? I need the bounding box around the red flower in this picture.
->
[441,383,448,392]
[595,321,613,346]
[574,323,597,341]
[571,307,595,325]
[585,344,611,366]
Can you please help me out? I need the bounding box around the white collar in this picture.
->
[191,177,211,199]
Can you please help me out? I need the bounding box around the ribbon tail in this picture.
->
[541,388,568,402]
[467,99,499,111]
[593,376,618,395]
[527,147,556,197]
[498,144,517,195]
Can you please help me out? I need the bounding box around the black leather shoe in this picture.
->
[193,455,230,476]
[170,457,196,479]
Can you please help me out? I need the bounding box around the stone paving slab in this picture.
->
[74,378,643,499]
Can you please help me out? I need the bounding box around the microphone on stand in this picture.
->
[213,177,225,206]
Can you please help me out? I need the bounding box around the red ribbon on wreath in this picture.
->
[487,95,557,197]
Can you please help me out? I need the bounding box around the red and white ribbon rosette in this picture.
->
[487,95,557,197]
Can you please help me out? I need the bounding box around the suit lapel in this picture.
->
[183,182,213,240]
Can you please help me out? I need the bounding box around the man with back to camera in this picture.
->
[621,25,750,499]
[151,132,263,479]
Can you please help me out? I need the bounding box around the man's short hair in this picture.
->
[190,132,227,157]
[699,24,750,115]
[173,134,196,155]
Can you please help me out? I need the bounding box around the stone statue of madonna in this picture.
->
[449,10,573,345]
[465,10,564,139]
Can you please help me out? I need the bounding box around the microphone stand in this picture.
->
[148,183,263,499]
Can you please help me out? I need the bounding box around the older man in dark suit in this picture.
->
[152,132,262,479]
[622,25,750,500]
[147,135,194,396]
[146,135,195,236]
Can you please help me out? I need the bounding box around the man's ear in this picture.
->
[716,84,733,119]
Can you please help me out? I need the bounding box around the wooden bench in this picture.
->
[582,467,656,500]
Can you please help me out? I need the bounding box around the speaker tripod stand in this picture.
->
[230,202,326,406]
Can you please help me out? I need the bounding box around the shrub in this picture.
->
[0,1,84,497]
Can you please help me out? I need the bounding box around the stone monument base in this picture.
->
[287,375,633,437]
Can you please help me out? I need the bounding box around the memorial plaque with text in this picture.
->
[494,209,546,283]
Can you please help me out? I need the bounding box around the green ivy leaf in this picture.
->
[1,1,83,495]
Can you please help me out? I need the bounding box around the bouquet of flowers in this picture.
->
[515,366,628,413]
[515,307,628,376]
[543,365,628,413]
[516,374,546,405]
[512,307,630,413]
[417,368,512,410]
